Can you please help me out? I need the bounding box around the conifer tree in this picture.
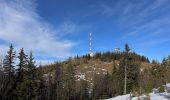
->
[118,44,140,94]
[26,51,38,99]
[151,62,166,88]
[3,44,16,77]
[15,48,28,99]
[36,64,46,100]
[2,44,16,99]
[125,43,130,53]
[112,61,121,96]
[78,80,89,100]
[65,63,76,100]
[54,64,63,100]
[16,51,38,100]
[17,48,28,80]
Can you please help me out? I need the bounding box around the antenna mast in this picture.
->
[89,32,93,57]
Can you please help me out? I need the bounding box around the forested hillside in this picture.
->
[0,44,170,100]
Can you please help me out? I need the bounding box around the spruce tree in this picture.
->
[17,48,28,80]
[125,43,130,53]
[151,62,166,88]
[65,63,76,100]
[36,64,46,100]
[3,44,16,77]
[16,51,38,100]
[26,51,38,99]
[16,48,28,99]
[54,64,63,100]
[2,44,16,99]
[118,44,140,94]
[112,61,121,96]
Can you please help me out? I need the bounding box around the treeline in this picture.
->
[78,49,149,63]
[0,44,89,100]
[0,44,43,100]
[0,44,170,100]
[40,44,170,99]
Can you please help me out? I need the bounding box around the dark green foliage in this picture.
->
[3,44,16,76]
[111,61,122,96]
[92,74,105,100]
[117,44,140,94]
[76,80,89,100]
[125,43,131,53]
[16,51,38,100]
[92,51,149,63]
[1,44,16,100]
[53,64,63,100]
[65,63,76,100]
[36,65,46,100]
[151,62,166,88]
[1,44,170,100]
[17,48,27,79]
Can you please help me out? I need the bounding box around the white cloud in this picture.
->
[0,0,75,63]
[102,0,170,46]
[141,38,170,47]
[56,22,78,35]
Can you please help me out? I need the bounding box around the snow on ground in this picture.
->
[106,94,139,100]
[106,92,170,100]
[150,93,168,100]
[106,94,131,100]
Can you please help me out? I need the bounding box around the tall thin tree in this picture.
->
[2,44,16,100]
[3,44,16,77]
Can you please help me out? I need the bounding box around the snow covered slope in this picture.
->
[106,94,131,100]
[106,93,169,100]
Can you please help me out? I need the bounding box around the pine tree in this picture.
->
[164,56,170,83]
[112,61,121,96]
[26,51,38,99]
[17,48,28,80]
[151,62,166,88]
[3,44,16,77]
[36,64,46,100]
[78,80,89,100]
[102,72,112,98]
[2,44,16,100]
[0,55,3,71]
[65,63,76,100]
[118,44,140,94]
[15,48,28,99]
[16,51,38,100]
[125,43,130,53]
[47,73,53,100]
[126,60,140,92]
[54,64,63,100]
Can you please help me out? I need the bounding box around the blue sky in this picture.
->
[0,0,170,64]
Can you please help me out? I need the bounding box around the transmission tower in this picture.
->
[89,32,94,57]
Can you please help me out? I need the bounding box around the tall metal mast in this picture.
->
[89,32,93,57]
